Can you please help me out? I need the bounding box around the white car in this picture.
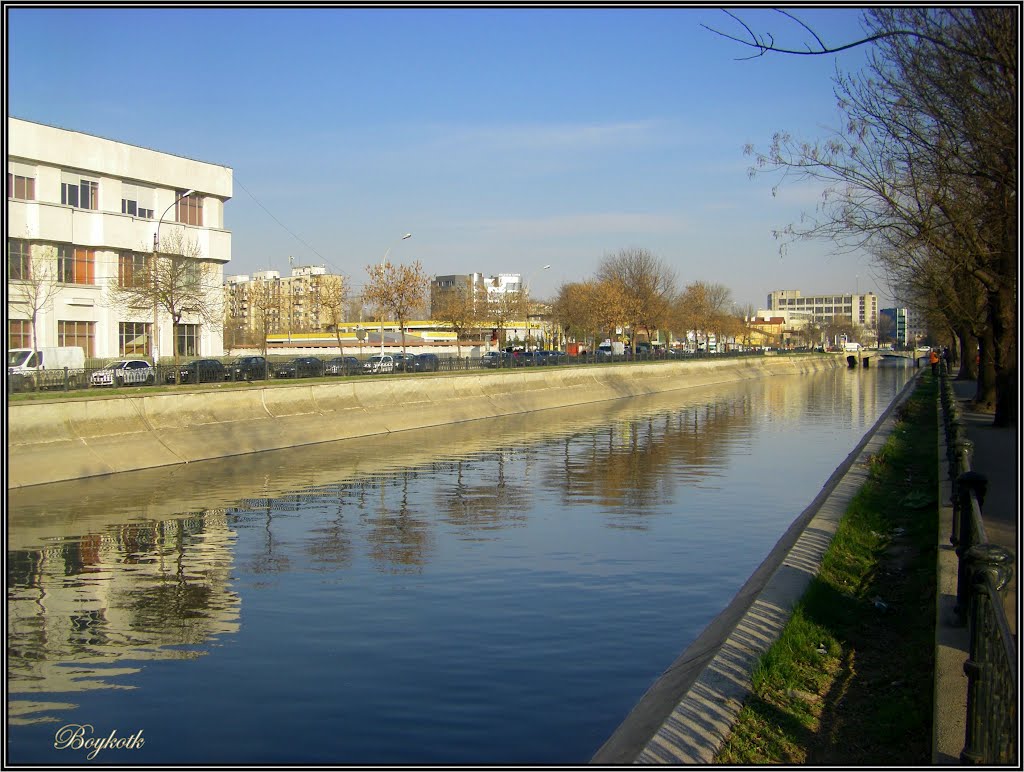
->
[90,359,156,387]
[362,355,395,374]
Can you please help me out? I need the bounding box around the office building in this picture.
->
[7,117,232,360]
[765,289,879,330]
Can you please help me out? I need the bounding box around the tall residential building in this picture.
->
[765,289,879,330]
[224,264,338,336]
[430,272,528,317]
[430,273,485,316]
[7,117,232,360]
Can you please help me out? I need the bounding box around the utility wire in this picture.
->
[234,175,349,277]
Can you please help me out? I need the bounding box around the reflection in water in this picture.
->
[7,513,239,725]
[6,364,913,762]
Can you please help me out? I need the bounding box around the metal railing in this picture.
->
[7,348,777,396]
[939,367,1017,765]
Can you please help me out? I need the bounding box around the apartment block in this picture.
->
[7,117,232,360]
[225,264,346,337]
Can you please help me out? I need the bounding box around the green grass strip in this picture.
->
[715,376,939,765]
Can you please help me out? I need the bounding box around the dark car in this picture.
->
[535,350,567,365]
[414,353,440,372]
[325,356,360,376]
[226,355,268,381]
[391,352,419,372]
[275,357,325,379]
[479,351,511,368]
[166,358,226,384]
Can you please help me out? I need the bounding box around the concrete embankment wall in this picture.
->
[8,355,840,489]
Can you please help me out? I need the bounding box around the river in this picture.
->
[6,360,915,764]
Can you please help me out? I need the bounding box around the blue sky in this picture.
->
[7,6,889,308]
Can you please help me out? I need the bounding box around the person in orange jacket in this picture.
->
[929,348,940,376]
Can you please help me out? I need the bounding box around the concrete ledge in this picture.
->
[8,356,841,489]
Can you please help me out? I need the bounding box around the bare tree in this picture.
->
[487,287,528,349]
[740,7,1016,424]
[597,248,677,353]
[109,228,223,378]
[7,241,61,358]
[315,274,350,358]
[247,280,280,375]
[673,281,732,351]
[432,280,485,357]
[362,260,429,356]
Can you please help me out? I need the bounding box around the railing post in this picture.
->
[953,472,989,625]
[951,467,984,547]
[960,544,1015,764]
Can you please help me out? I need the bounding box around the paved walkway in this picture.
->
[932,378,1018,764]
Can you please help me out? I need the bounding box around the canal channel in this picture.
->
[6,360,914,764]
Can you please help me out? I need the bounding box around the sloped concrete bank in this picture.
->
[8,355,840,489]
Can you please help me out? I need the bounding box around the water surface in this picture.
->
[6,363,914,764]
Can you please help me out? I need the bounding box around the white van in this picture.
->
[8,346,86,390]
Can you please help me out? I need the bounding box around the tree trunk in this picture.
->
[955,328,978,381]
[990,278,1016,427]
[974,326,997,412]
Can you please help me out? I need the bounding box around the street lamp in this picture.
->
[152,188,195,364]
[522,264,550,350]
[380,233,412,356]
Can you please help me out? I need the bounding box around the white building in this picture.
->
[763,289,879,330]
[487,272,523,296]
[7,117,232,361]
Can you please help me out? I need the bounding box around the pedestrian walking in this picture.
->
[930,348,940,376]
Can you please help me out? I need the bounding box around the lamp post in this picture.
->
[379,233,412,356]
[522,264,550,350]
[152,188,195,364]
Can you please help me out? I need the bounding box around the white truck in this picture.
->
[7,346,86,391]
[597,341,626,357]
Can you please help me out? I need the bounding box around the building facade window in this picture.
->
[61,174,99,210]
[119,251,150,287]
[176,323,199,356]
[119,322,151,356]
[7,172,36,201]
[58,320,95,357]
[9,319,33,349]
[8,238,31,281]
[175,191,203,226]
[121,184,154,219]
[57,245,96,285]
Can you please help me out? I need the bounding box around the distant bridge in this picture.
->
[844,349,923,368]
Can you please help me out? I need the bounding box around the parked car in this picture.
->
[362,355,395,374]
[324,356,360,376]
[226,355,268,381]
[392,352,419,372]
[536,350,567,365]
[414,353,440,372]
[274,357,324,379]
[166,359,226,384]
[90,359,155,387]
[479,351,511,368]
